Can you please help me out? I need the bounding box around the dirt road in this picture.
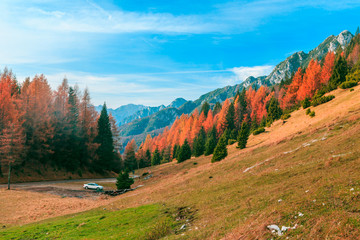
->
[0,178,117,199]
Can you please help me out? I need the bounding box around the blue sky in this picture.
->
[1,0,360,108]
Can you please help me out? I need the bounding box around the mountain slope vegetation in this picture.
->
[119,30,355,146]
[2,84,360,239]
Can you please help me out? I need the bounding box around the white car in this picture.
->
[83,183,103,190]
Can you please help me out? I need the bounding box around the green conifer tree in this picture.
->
[213,102,222,115]
[116,170,134,190]
[172,144,179,160]
[94,103,116,172]
[250,116,258,132]
[193,127,206,157]
[237,88,247,128]
[201,101,210,117]
[178,139,191,163]
[151,149,161,166]
[266,97,283,125]
[211,131,228,163]
[145,149,152,167]
[124,145,137,171]
[328,56,348,90]
[237,122,250,149]
[225,102,235,131]
[204,126,218,156]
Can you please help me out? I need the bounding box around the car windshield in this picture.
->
[93,183,99,186]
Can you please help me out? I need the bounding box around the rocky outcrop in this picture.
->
[265,30,353,85]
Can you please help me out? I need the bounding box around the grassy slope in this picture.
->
[1,86,360,239]
[1,204,176,240]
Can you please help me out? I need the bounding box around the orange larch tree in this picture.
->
[321,52,336,84]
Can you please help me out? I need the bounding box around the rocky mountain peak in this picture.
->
[168,98,187,108]
[337,30,353,48]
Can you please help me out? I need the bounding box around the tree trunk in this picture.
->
[7,162,11,190]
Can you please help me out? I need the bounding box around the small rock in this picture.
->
[180,224,186,230]
[267,224,282,236]
[298,212,304,217]
[313,199,316,203]
[350,188,354,191]
[278,199,283,203]
[305,190,309,193]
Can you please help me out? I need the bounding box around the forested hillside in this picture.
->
[0,29,359,181]
[121,30,360,172]
[0,76,122,181]
[118,30,355,146]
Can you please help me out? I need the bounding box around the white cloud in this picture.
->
[230,65,274,82]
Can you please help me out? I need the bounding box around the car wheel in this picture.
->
[85,186,88,189]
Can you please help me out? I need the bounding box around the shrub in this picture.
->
[281,113,291,120]
[306,108,311,115]
[350,88,355,92]
[339,81,357,89]
[253,127,265,135]
[311,95,335,107]
[309,111,315,117]
[345,69,360,83]
[302,98,311,109]
[228,139,236,145]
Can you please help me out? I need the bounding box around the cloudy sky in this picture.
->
[1,0,360,108]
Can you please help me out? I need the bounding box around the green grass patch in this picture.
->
[0,204,177,240]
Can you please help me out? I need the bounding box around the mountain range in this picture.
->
[99,30,354,148]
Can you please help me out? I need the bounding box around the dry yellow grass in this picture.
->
[0,188,119,226]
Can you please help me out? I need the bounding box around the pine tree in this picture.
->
[162,145,172,163]
[123,140,137,171]
[225,102,235,131]
[237,122,250,149]
[172,144,179,160]
[250,115,258,132]
[201,101,210,117]
[211,131,228,163]
[328,56,348,90]
[204,126,217,156]
[230,129,238,140]
[63,86,81,171]
[151,149,161,166]
[193,127,206,157]
[213,102,222,115]
[116,170,134,190]
[356,26,360,36]
[94,103,116,172]
[266,97,282,125]
[145,149,152,167]
[177,139,191,163]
